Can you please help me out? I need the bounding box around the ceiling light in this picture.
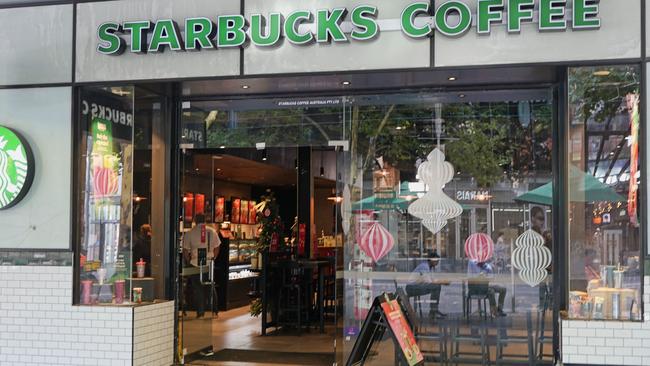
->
[459,94,466,98]
[219,145,226,149]
[242,85,250,89]
[396,126,403,130]
[217,168,222,172]
[341,81,351,86]
[448,76,457,81]
[593,70,611,77]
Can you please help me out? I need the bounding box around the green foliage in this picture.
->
[446,117,510,187]
[255,192,283,253]
[250,298,263,317]
[569,66,640,124]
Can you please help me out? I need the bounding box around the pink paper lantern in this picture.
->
[359,222,395,263]
[93,167,119,198]
[464,233,494,263]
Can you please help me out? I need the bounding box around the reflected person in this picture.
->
[468,260,507,317]
[406,250,446,319]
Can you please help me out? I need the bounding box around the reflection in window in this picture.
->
[567,65,641,321]
[342,90,556,364]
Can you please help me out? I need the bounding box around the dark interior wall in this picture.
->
[315,187,335,237]
[251,185,297,239]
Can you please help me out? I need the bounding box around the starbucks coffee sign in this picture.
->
[97,0,601,55]
[0,126,35,210]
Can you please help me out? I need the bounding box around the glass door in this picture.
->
[177,139,215,360]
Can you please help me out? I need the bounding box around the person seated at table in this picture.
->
[468,259,507,317]
[406,250,446,319]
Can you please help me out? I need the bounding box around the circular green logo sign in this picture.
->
[0,126,34,210]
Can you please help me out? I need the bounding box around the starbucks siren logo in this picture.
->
[0,126,34,210]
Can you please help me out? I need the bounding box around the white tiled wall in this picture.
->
[133,301,174,366]
[561,276,650,365]
[0,266,174,366]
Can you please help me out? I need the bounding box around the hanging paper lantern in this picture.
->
[93,167,119,198]
[512,229,552,287]
[359,222,395,263]
[408,149,463,234]
[464,233,494,263]
[341,185,352,235]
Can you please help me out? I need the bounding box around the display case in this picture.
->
[228,239,257,265]
[225,263,258,309]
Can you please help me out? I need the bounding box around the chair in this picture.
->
[277,262,306,334]
[448,315,491,366]
[464,280,491,319]
[535,283,554,363]
[495,312,536,365]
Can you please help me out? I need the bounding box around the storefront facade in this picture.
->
[1,0,649,365]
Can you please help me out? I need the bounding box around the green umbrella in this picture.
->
[351,194,410,211]
[515,166,625,206]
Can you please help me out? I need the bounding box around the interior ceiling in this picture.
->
[192,154,335,189]
[181,65,558,97]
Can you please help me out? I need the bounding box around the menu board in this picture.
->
[380,299,424,366]
[241,200,250,224]
[215,196,225,223]
[249,201,257,224]
[195,194,205,215]
[183,193,194,223]
[345,293,424,366]
[231,198,241,224]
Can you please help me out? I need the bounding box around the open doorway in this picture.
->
[178,123,342,363]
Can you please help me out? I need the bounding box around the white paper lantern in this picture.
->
[512,229,552,287]
[341,185,351,235]
[408,148,463,234]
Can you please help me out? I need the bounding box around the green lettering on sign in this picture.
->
[350,5,379,41]
[149,20,183,52]
[217,15,248,47]
[285,11,314,45]
[316,8,348,43]
[401,2,432,38]
[122,21,151,53]
[97,22,125,55]
[477,0,504,34]
[573,0,600,29]
[508,0,535,33]
[250,13,282,47]
[435,1,472,37]
[0,126,35,210]
[185,18,215,50]
[539,0,566,31]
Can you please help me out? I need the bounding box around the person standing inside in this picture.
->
[182,214,221,318]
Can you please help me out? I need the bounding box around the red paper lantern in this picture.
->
[359,222,395,263]
[93,167,119,198]
[464,233,494,263]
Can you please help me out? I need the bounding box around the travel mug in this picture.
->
[114,280,125,304]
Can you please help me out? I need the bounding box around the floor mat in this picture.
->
[202,349,334,365]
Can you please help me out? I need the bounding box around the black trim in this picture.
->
[552,66,568,364]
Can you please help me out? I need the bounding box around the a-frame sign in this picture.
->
[346,293,425,366]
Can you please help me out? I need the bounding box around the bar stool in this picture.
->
[464,281,491,319]
[278,261,305,334]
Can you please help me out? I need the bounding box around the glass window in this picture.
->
[77,85,169,305]
[341,90,556,364]
[567,65,642,321]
